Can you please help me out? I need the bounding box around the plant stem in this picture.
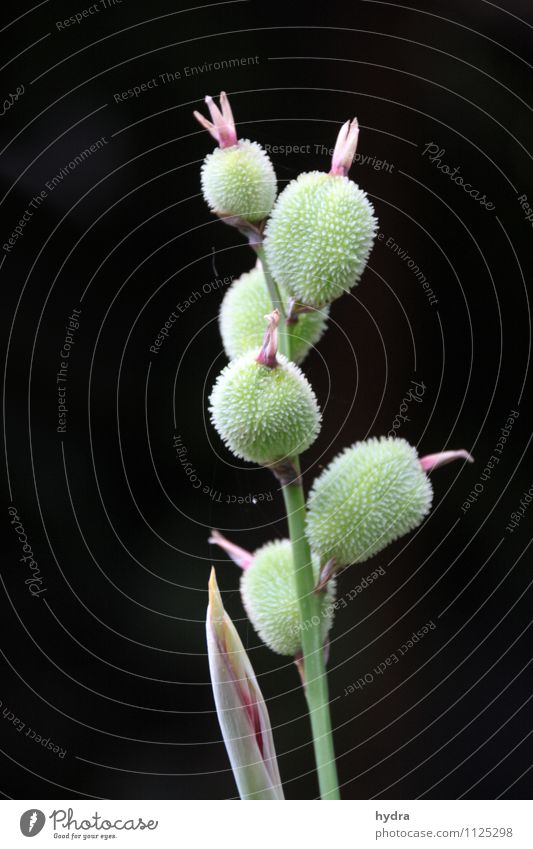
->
[282,461,340,800]
[254,244,290,359]
[255,241,340,799]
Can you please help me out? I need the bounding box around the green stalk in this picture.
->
[282,461,340,800]
[256,241,340,800]
[254,244,290,359]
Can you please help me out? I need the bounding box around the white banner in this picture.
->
[0,799,531,848]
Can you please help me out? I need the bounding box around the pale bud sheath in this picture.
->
[206,569,284,800]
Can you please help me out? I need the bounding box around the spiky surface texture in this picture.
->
[209,352,321,464]
[201,140,277,223]
[264,171,377,307]
[219,267,329,364]
[241,539,336,656]
[306,437,433,566]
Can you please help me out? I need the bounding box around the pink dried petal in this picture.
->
[420,449,474,472]
[209,530,254,570]
[256,309,280,369]
[330,118,359,176]
[193,91,237,148]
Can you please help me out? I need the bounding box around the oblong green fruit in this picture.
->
[209,351,321,465]
[201,140,277,223]
[264,171,377,307]
[219,267,329,364]
[305,437,433,566]
[241,539,336,656]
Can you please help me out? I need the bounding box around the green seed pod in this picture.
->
[264,171,377,307]
[306,437,433,567]
[201,140,277,223]
[241,539,336,656]
[209,349,321,465]
[219,267,329,364]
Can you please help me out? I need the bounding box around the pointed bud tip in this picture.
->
[208,567,225,621]
[205,566,285,800]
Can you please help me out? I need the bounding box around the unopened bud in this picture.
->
[330,118,360,177]
[206,569,284,799]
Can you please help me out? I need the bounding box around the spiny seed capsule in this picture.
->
[219,266,329,364]
[209,312,321,465]
[306,437,434,567]
[241,540,336,656]
[194,92,276,223]
[264,119,377,307]
[209,530,336,657]
[201,141,277,223]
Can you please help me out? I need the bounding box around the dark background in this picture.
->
[0,0,532,800]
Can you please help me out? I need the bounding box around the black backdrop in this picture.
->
[1,0,532,800]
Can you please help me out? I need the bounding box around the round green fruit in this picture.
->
[201,140,277,223]
[219,267,329,364]
[209,351,321,465]
[241,539,336,656]
[264,171,377,307]
[305,437,433,566]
